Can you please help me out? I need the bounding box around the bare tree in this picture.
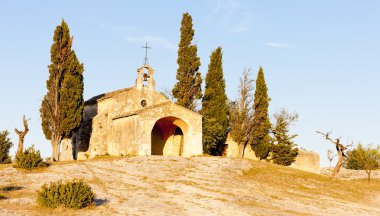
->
[229,69,254,158]
[327,149,336,168]
[14,115,29,154]
[317,131,352,179]
[161,88,176,101]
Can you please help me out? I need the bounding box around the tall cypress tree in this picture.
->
[172,12,202,111]
[40,20,84,161]
[201,47,228,155]
[0,130,13,164]
[251,67,271,160]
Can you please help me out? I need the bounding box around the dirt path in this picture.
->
[1,156,379,215]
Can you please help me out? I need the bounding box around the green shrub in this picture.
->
[0,193,6,199]
[271,143,299,166]
[344,145,365,170]
[15,145,47,170]
[345,143,379,170]
[0,130,13,164]
[36,179,95,209]
[270,109,299,166]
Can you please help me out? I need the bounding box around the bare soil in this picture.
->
[321,167,380,180]
[0,156,379,215]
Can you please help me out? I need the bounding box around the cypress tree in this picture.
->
[251,67,271,160]
[40,20,84,161]
[201,47,228,155]
[172,12,202,111]
[0,130,13,164]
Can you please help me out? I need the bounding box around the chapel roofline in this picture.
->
[112,101,202,121]
[84,87,134,105]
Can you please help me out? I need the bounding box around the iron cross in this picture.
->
[142,42,151,65]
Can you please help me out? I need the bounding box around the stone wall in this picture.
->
[225,135,320,174]
[136,102,203,157]
[61,64,203,161]
[69,86,203,160]
[74,87,170,159]
[60,138,74,161]
[224,135,259,160]
[290,149,320,174]
[163,133,183,156]
[109,115,138,156]
[151,124,184,156]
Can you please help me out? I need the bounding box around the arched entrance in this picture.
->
[151,116,187,156]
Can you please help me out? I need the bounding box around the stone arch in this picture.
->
[151,116,188,156]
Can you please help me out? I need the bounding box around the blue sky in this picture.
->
[0,0,379,167]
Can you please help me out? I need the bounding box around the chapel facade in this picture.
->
[60,64,203,160]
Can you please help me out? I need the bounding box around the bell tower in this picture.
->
[135,64,155,91]
[135,42,155,91]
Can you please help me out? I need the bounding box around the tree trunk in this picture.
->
[238,142,246,158]
[15,115,29,154]
[366,170,371,182]
[16,136,25,154]
[331,151,343,179]
[51,133,61,162]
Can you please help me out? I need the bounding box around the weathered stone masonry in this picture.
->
[60,64,203,160]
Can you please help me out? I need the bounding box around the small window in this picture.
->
[141,100,147,107]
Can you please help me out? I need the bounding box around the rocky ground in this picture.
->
[321,167,380,180]
[0,156,379,215]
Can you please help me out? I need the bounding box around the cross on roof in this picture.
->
[142,42,151,65]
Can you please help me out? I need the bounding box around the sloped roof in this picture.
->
[85,87,134,105]
[112,101,172,120]
[112,101,202,120]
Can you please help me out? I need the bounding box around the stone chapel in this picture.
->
[60,64,203,160]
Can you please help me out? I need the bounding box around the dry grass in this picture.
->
[0,164,11,171]
[243,161,380,206]
[1,156,379,216]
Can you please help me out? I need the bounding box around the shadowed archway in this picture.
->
[151,116,187,156]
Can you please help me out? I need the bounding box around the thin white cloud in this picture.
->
[99,21,107,28]
[206,0,253,33]
[230,25,248,33]
[230,12,253,33]
[112,26,135,32]
[125,35,176,51]
[264,42,291,49]
[211,0,223,15]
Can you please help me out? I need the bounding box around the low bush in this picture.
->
[36,179,95,209]
[344,143,380,170]
[271,143,299,166]
[15,145,47,170]
[0,193,6,199]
